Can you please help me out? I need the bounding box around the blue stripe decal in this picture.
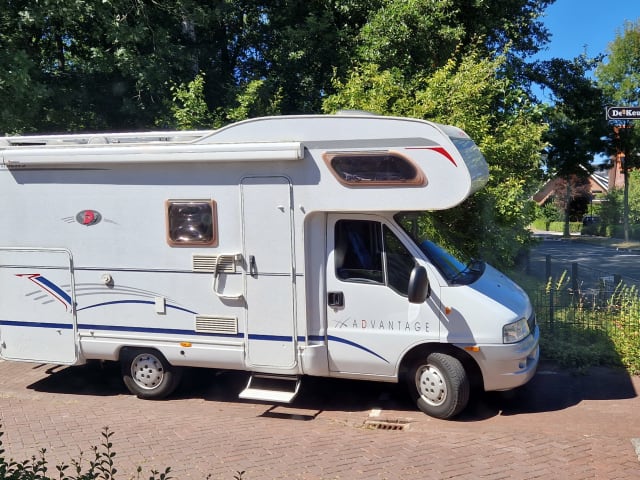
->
[0,320,240,338]
[1,320,387,363]
[76,300,198,315]
[0,320,73,330]
[248,333,293,342]
[33,276,72,305]
[78,323,243,338]
[327,335,389,364]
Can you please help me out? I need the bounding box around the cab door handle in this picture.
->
[328,291,344,307]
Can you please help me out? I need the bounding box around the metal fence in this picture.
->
[526,253,640,296]
[532,287,640,339]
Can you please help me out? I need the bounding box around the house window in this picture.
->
[324,152,425,186]
[166,200,217,246]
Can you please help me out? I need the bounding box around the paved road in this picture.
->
[1,359,639,479]
[529,237,640,290]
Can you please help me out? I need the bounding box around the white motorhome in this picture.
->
[0,113,538,419]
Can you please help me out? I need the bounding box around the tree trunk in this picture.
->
[563,181,571,238]
[623,148,630,243]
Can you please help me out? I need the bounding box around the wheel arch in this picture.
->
[399,342,484,390]
[119,344,161,360]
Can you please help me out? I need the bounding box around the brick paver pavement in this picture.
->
[1,359,638,479]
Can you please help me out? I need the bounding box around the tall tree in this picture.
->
[530,56,608,236]
[596,20,640,242]
[0,0,199,132]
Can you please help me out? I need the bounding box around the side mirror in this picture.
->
[408,265,430,303]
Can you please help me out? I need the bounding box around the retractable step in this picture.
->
[239,374,301,403]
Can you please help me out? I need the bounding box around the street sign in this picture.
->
[606,106,640,120]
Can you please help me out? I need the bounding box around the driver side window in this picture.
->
[334,219,415,295]
[334,220,384,284]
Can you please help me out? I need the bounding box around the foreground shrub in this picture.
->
[0,426,172,480]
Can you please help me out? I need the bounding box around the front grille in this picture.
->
[528,311,537,332]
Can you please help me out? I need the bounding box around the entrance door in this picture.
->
[0,248,77,364]
[241,176,296,368]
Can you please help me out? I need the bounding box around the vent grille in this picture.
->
[192,254,238,273]
[363,419,411,431]
[195,315,238,335]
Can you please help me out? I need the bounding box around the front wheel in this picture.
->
[121,349,182,399]
[406,352,470,419]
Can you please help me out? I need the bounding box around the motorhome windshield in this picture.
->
[394,213,484,285]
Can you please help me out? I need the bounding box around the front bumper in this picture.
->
[466,325,540,392]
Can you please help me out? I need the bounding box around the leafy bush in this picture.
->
[607,224,640,240]
[0,426,247,480]
[539,327,623,371]
[0,426,175,480]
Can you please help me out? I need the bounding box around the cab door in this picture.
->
[325,214,439,376]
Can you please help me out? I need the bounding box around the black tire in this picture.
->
[121,349,182,399]
[406,352,470,419]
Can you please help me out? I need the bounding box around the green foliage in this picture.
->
[596,20,640,106]
[536,202,562,227]
[0,425,251,480]
[515,271,640,374]
[539,327,622,371]
[169,73,212,130]
[596,20,640,241]
[0,0,553,133]
[599,188,623,229]
[355,0,552,75]
[225,80,283,124]
[0,427,173,480]
[534,221,582,233]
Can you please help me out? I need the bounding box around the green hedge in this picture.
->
[531,220,582,233]
[608,224,640,240]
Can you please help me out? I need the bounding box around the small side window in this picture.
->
[324,151,425,186]
[166,200,217,247]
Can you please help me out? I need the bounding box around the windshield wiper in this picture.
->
[451,258,484,284]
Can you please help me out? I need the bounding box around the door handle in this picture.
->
[249,255,257,277]
[328,291,344,307]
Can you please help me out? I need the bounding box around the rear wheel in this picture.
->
[121,349,182,399]
[407,352,470,419]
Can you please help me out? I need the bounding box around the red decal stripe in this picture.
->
[406,146,458,167]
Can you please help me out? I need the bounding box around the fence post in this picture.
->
[572,262,579,294]
[548,286,554,333]
[546,255,551,280]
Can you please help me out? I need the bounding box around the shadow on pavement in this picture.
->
[458,363,637,421]
[26,361,637,422]
[26,361,127,396]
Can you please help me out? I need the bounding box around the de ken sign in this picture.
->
[606,106,640,120]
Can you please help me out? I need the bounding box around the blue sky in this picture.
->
[536,0,640,61]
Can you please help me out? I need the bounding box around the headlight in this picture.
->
[503,318,530,344]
